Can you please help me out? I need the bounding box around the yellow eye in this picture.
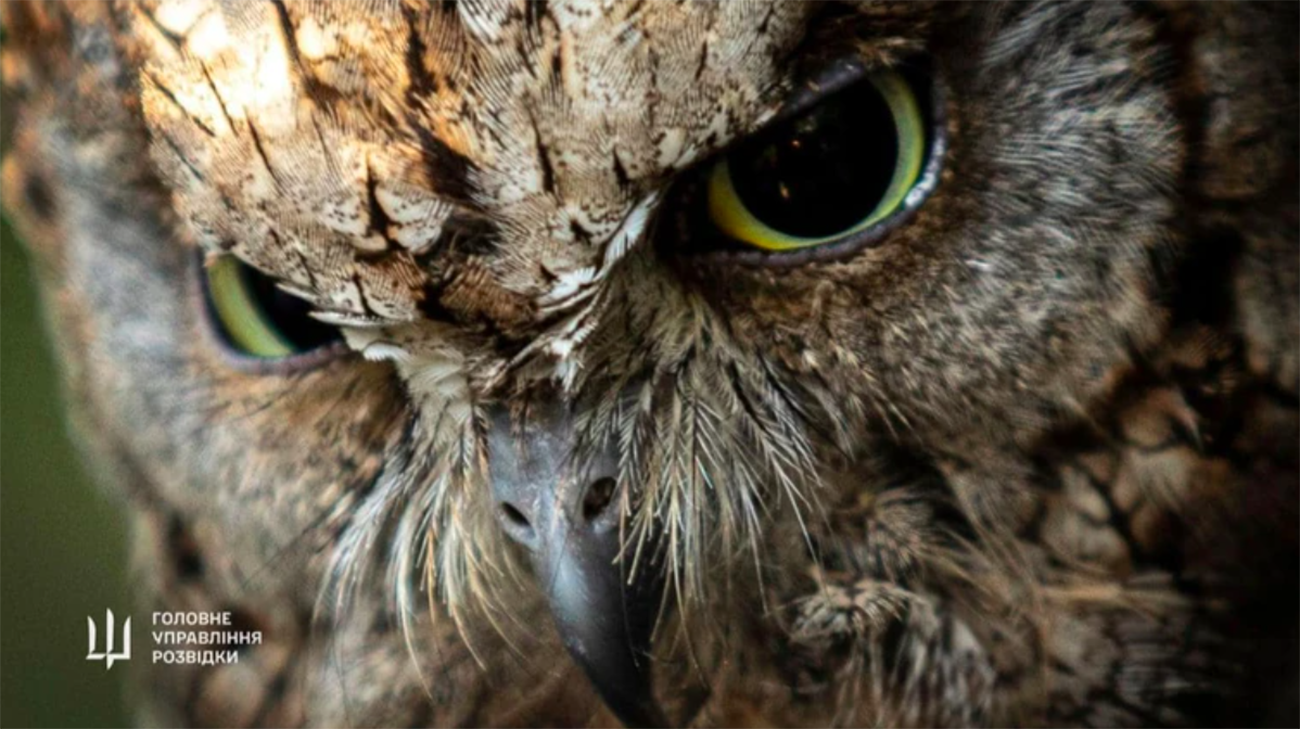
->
[705,70,927,252]
[204,256,340,359]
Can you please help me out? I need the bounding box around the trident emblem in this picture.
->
[86,609,131,669]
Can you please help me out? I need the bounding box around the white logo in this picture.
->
[86,609,131,669]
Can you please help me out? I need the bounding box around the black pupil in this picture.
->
[727,79,900,239]
[237,262,341,352]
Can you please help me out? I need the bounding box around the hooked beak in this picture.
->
[486,401,669,728]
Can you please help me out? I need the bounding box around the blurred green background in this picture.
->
[2,214,133,727]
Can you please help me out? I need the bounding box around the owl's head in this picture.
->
[7,1,1234,724]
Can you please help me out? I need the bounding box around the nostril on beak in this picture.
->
[501,502,530,527]
[497,501,537,547]
[581,477,618,527]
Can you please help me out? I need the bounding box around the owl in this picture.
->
[2,1,1297,726]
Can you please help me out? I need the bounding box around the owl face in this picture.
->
[6,0,1242,724]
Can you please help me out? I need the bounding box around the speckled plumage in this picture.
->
[2,1,1297,726]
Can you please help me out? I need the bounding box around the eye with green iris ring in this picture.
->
[701,66,933,255]
[203,255,342,361]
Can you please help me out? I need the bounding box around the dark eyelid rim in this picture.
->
[682,55,948,269]
[191,250,351,375]
[779,56,877,126]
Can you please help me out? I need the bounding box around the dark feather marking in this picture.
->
[440,215,499,257]
[22,172,55,220]
[756,3,776,36]
[295,249,319,291]
[167,517,205,581]
[199,62,240,136]
[411,124,475,204]
[401,4,437,102]
[417,277,461,325]
[310,115,342,179]
[612,151,631,189]
[138,5,185,51]
[351,273,379,318]
[550,45,563,81]
[270,0,343,109]
[524,0,549,31]
[569,219,592,244]
[271,0,301,66]
[358,156,402,259]
[1129,0,1212,210]
[530,109,557,195]
[694,7,720,82]
[144,70,216,137]
[157,129,206,182]
[417,276,523,350]
[246,119,284,188]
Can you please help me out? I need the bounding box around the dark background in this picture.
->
[2,214,133,728]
